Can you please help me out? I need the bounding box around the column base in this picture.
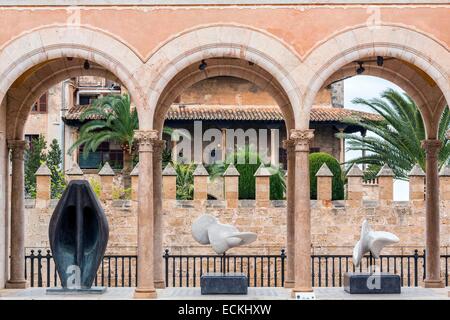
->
[291,287,313,298]
[283,280,295,288]
[134,287,157,299]
[424,279,445,288]
[154,280,166,289]
[6,279,28,289]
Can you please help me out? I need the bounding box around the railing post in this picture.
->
[37,250,43,287]
[280,249,286,286]
[414,249,419,287]
[164,249,169,287]
[423,249,426,281]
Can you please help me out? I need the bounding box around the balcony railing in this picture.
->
[23,249,450,288]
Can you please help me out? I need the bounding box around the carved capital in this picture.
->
[421,139,442,158]
[134,130,159,153]
[282,139,295,152]
[290,129,315,152]
[7,140,28,160]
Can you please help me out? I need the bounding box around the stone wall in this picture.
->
[24,198,450,257]
[23,162,450,258]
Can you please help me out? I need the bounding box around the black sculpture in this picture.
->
[48,180,109,293]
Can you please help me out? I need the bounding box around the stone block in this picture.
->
[201,273,248,295]
[344,272,401,294]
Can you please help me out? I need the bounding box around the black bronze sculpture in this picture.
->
[47,180,109,293]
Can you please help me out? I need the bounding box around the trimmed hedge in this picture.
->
[309,152,344,200]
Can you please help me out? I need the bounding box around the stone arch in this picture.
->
[301,25,450,139]
[153,58,295,135]
[142,24,304,131]
[6,58,120,140]
[0,25,146,131]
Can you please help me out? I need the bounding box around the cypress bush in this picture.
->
[309,152,344,200]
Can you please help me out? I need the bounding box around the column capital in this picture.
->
[289,129,314,152]
[7,139,28,151]
[134,130,159,153]
[282,139,295,151]
[7,140,28,159]
[421,139,442,157]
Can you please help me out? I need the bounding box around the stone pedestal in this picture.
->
[201,273,248,295]
[344,272,401,294]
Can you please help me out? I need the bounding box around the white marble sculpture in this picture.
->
[192,214,257,254]
[353,220,400,267]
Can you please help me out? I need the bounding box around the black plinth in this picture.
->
[46,287,107,295]
[201,273,248,295]
[344,272,401,294]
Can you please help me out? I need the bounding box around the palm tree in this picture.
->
[342,89,450,180]
[69,94,138,179]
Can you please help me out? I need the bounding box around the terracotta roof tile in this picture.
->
[64,104,382,122]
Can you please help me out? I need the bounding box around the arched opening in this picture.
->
[302,25,450,289]
[0,26,144,290]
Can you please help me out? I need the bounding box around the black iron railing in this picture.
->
[163,249,287,288]
[24,250,137,288]
[23,249,450,288]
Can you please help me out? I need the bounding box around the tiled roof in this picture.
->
[64,104,382,122]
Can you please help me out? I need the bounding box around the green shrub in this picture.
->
[24,136,46,198]
[174,162,195,200]
[309,152,344,200]
[89,178,102,199]
[47,139,66,199]
[223,147,286,200]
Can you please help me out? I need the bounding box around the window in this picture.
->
[25,134,40,151]
[31,93,48,113]
[78,142,123,169]
[79,94,98,106]
[310,147,321,153]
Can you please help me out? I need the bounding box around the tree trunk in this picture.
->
[122,151,132,189]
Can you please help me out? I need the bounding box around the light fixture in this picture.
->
[356,62,365,75]
[198,60,207,71]
[83,60,90,70]
[377,56,384,67]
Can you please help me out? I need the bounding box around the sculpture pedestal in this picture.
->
[344,272,401,294]
[46,287,107,295]
[201,273,248,295]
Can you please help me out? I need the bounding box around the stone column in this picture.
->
[223,163,239,209]
[254,164,271,207]
[439,164,450,201]
[282,139,295,288]
[316,163,333,202]
[35,163,52,201]
[338,128,345,165]
[346,165,364,207]
[377,164,394,202]
[290,129,314,295]
[193,163,209,202]
[421,139,444,288]
[130,163,139,201]
[6,140,28,289]
[162,163,177,200]
[65,162,84,182]
[408,164,425,204]
[98,162,115,201]
[134,130,158,298]
[152,140,165,289]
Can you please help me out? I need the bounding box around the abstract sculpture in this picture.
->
[353,220,400,267]
[344,220,401,294]
[192,214,257,254]
[48,180,109,292]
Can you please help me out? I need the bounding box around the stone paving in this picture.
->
[0,287,449,300]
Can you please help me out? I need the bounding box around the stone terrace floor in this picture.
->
[0,287,449,300]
